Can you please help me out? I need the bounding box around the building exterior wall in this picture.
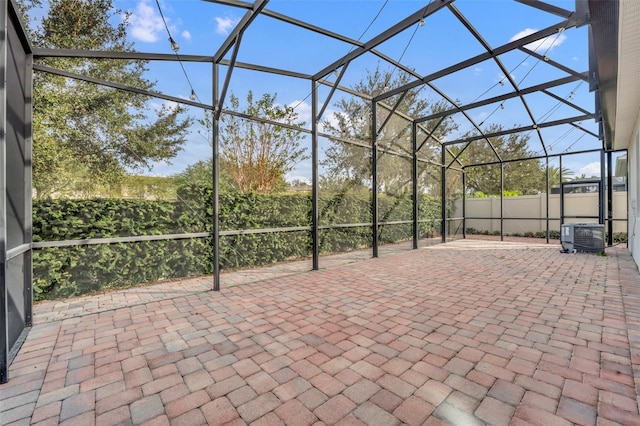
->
[629,118,640,268]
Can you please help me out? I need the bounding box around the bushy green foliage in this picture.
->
[33,187,442,301]
[32,196,211,300]
[469,189,521,198]
[33,198,179,240]
[465,227,628,243]
[33,240,212,300]
[611,232,627,243]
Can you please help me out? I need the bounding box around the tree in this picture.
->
[220,91,308,193]
[321,66,458,196]
[173,158,237,194]
[454,125,547,195]
[548,165,575,188]
[22,0,191,197]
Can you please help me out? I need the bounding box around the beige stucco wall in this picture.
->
[456,192,628,235]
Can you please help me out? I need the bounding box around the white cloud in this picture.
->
[509,28,567,53]
[182,30,192,41]
[289,100,312,124]
[215,16,240,35]
[152,100,180,114]
[129,0,165,42]
[578,162,601,177]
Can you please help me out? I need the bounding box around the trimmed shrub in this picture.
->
[33,187,442,300]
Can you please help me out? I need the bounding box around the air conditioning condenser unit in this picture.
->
[560,223,605,254]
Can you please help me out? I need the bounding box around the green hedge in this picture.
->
[33,187,442,300]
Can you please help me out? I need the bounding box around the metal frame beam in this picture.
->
[588,0,619,149]
[311,80,320,270]
[441,146,447,243]
[416,74,586,124]
[213,0,268,63]
[606,150,613,245]
[1,0,8,384]
[545,157,550,243]
[33,64,211,109]
[462,147,603,168]
[215,33,243,120]
[36,63,322,139]
[33,48,214,62]
[212,63,221,291]
[500,164,504,240]
[449,3,547,155]
[462,171,467,239]
[377,91,408,136]
[416,117,445,153]
[372,100,379,257]
[514,0,573,19]
[34,48,314,81]
[541,89,592,116]
[23,25,33,332]
[206,1,441,81]
[412,122,419,249]
[218,60,310,79]
[318,66,348,122]
[314,0,454,80]
[599,150,606,224]
[205,0,365,47]
[443,114,594,146]
[375,19,577,103]
[518,47,591,82]
[1,0,34,384]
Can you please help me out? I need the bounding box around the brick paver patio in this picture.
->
[1,239,639,425]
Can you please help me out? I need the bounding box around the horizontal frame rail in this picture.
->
[32,232,212,248]
[31,219,450,249]
[5,244,31,261]
[465,216,560,221]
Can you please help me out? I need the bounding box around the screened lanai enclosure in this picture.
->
[1,0,628,382]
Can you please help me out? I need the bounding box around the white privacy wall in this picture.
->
[455,192,628,235]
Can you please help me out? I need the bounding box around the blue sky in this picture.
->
[103,0,609,181]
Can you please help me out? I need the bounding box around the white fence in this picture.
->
[455,192,628,234]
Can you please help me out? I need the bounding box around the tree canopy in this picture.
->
[454,127,548,196]
[219,91,308,193]
[321,67,457,196]
[174,158,238,194]
[321,67,558,198]
[21,0,192,197]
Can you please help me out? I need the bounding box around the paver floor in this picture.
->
[2,239,640,425]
